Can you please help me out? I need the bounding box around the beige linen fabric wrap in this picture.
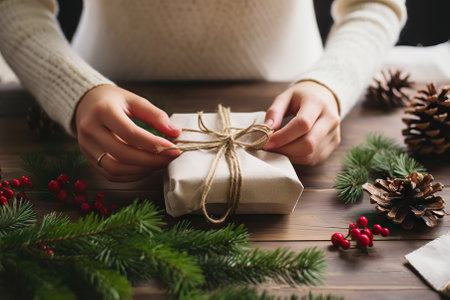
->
[164,111,304,217]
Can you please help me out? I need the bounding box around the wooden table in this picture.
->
[1,81,449,300]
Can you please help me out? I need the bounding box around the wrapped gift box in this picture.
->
[164,109,304,218]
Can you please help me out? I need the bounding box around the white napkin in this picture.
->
[405,232,450,296]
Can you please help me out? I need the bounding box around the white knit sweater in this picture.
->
[0,0,406,135]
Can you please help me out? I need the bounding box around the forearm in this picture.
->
[295,0,407,118]
[0,0,114,135]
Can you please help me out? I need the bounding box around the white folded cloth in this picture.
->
[405,231,450,296]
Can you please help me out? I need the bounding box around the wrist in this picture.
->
[293,79,341,116]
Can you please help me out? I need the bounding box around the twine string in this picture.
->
[171,105,272,223]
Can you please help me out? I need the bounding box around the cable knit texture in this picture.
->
[0,0,406,135]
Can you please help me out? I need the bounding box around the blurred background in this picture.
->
[58,0,449,46]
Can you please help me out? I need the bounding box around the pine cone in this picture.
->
[402,84,450,155]
[366,70,414,109]
[362,172,445,230]
[26,106,63,137]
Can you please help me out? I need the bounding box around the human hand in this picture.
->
[75,85,181,182]
[263,81,341,165]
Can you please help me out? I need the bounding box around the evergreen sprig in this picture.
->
[334,132,426,204]
[0,199,333,299]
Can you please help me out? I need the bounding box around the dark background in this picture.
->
[58,0,449,46]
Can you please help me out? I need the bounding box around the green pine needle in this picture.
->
[200,247,326,288]
[0,199,36,237]
[334,132,427,204]
[334,168,369,204]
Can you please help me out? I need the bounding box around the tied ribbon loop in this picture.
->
[173,105,273,224]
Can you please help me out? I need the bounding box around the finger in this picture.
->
[293,131,341,165]
[101,105,180,156]
[80,145,152,176]
[127,96,181,137]
[264,91,292,130]
[264,99,322,150]
[269,116,334,157]
[82,125,174,168]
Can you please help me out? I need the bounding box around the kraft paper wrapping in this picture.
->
[164,111,304,217]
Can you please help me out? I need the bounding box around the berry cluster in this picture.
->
[331,216,389,250]
[0,176,34,206]
[47,174,118,216]
[38,244,54,257]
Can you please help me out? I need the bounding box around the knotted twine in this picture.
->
[171,105,273,224]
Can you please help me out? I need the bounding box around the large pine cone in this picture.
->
[362,172,445,230]
[366,70,413,109]
[402,84,450,155]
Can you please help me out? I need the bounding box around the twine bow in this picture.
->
[173,105,273,224]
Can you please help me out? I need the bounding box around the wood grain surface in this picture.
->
[0,82,448,300]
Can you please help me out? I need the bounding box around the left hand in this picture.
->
[263,81,341,165]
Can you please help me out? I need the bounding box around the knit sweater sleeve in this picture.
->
[294,0,407,118]
[0,0,114,135]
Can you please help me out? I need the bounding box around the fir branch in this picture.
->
[334,132,427,204]
[0,200,163,251]
[154,221,249,256]
[334,168,369,204]
[199,247,326,288]
[70,262,132,300]
[0,199,36,237]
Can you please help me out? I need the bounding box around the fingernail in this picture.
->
[265,119,273,128]
[156,145,180,156]
[168,123,180,132]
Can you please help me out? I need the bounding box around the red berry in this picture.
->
[0,196,7,205]
[99,206,108,216]
[40,245,47,250]
[357,234,370,248]
[381,228,390,237]
[73,194,87,206]
[2,181,9,187]
[73,180,87,194]
[48,180,60,194]
[340,239,350,250]
[3,189,13,199]
[348,222,357,230]
[27,182,34,189]
[80,202,92,213]
[96,192,104,200]
[16,192,27,200]
[372,224,382,235]
[350,228,361,240]
[20,176,29,185]
[111,204,118,211]
[47,249,55,256]
[10,179,20,188]
[331,233,345,246]
[357,216,368,228]
[368,240,374,247]
[57,174,69,186]
[362,229,373,240]
[94,201,103,210]
[55,189,69,203]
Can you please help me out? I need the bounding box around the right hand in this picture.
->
[75,85,181,182]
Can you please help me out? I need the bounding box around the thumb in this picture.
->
[264,91,292,130]
[129,97,181,137]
